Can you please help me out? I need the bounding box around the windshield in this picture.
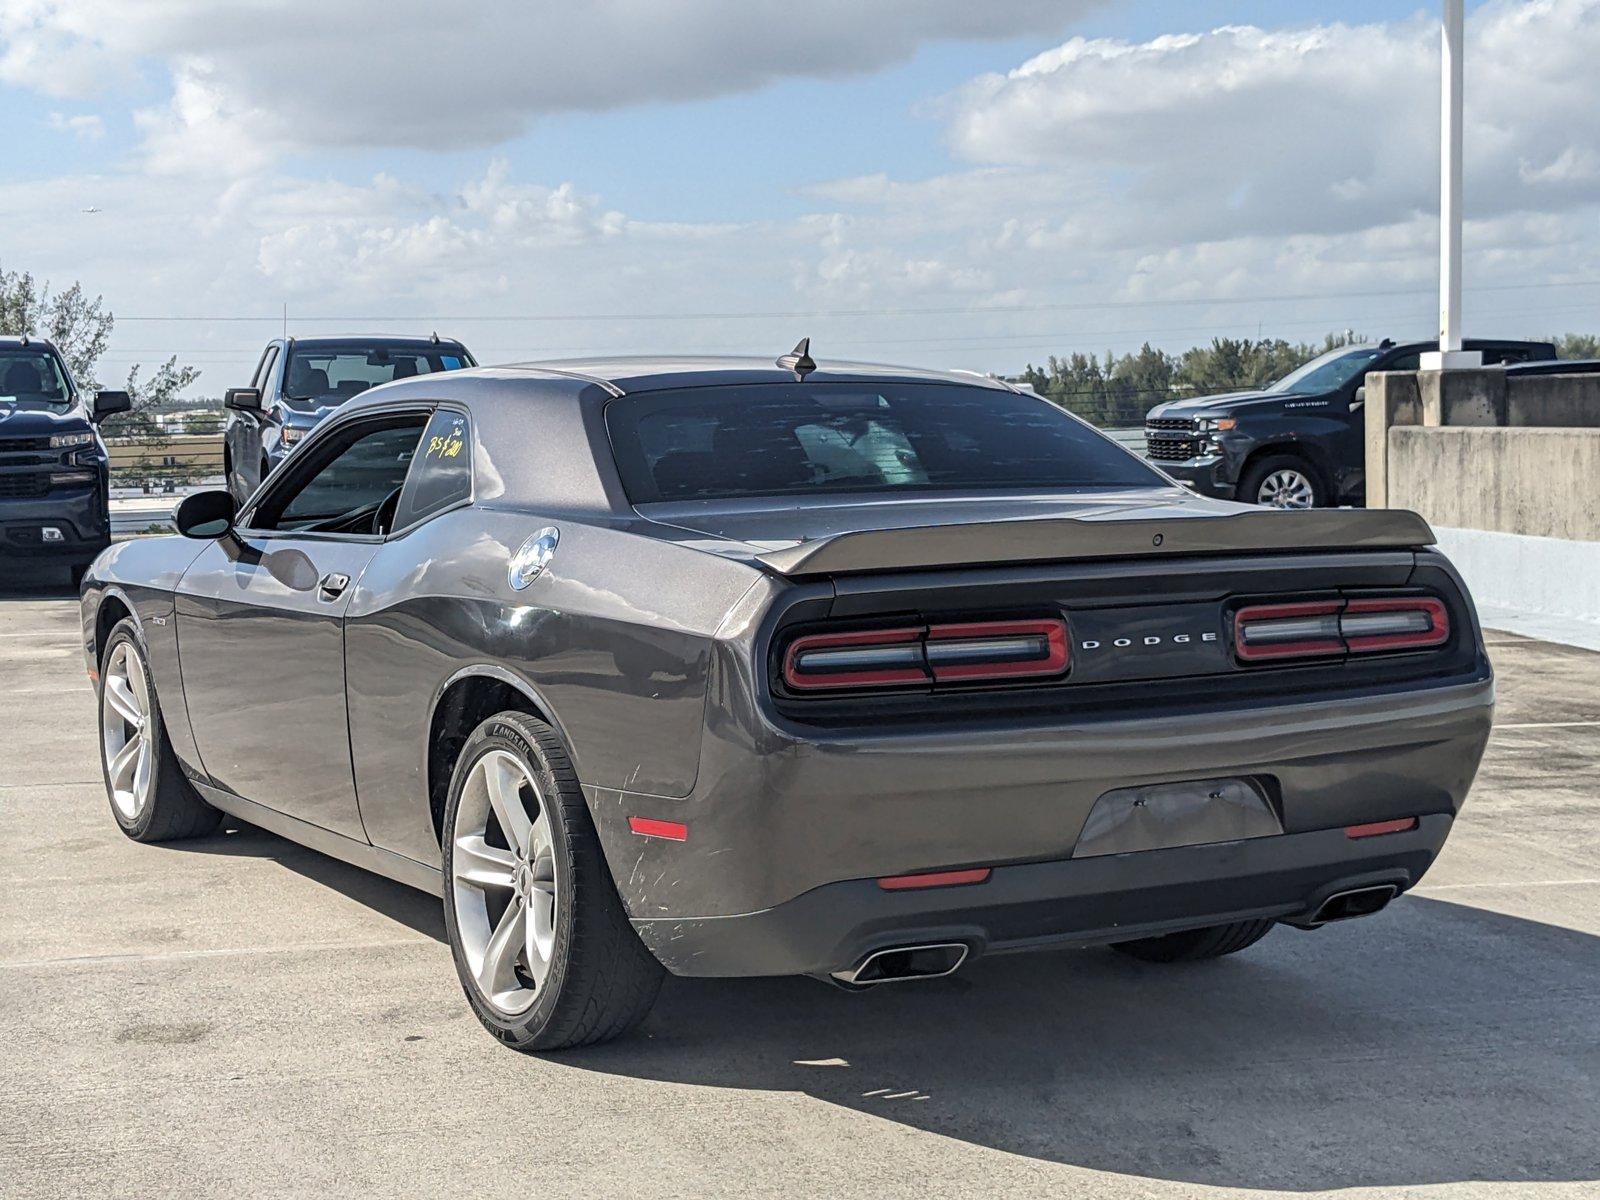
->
[606,382,1164,504]
[0,348,73,412]
[1265,347,1385,395]
[283,343,472,403]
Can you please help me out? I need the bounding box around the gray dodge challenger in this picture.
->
[80,345,1493,1051]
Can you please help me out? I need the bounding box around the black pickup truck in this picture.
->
[1144,338,1557,507]
[0,336,130,584]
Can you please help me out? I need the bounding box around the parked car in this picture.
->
[0,335,130,585]
[1144,338,1556,508]
[224,334,474,503]
[81,345,1493,1052]
[1502,357,1600,377]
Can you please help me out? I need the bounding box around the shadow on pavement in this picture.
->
[170,814,1600,1191]
[569,896,1599,1192]
[162,821,447,943]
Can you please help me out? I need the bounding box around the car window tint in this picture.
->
[606,382,1162,504]
[392,409,472,530]
[253,417,426,533]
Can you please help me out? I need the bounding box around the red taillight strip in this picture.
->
[1342,598,1449,651]
[1233,601,1345,661]
[1234,596,1451,663]
[925,619,1069,682]
[782,618,1070,692]
[628,817,688,841]
[782,626,929,691]
[878,867,992,891]
[1345,817,1419,839]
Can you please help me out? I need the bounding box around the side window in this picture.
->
[391,409,473,531]
[1386,352,1421,372]
[251,346,279,390]
[250,415,428,535]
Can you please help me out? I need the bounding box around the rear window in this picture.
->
[606,382,1162,504]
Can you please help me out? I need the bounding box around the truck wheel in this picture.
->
[98,619,222,842]
[1110,919,1275,963]
[1238,455,1326,509]
[441,710,664,1052]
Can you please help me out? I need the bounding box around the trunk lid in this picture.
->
[637,490,1434,578]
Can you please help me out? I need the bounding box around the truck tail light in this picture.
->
[782,618,1069,692]
[1234,596,1450,663]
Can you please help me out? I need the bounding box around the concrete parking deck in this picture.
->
[1,580,1597,1199]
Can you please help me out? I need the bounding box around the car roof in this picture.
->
[499,355,1014,396]
[281,335,469,350]
[0,336,61,351]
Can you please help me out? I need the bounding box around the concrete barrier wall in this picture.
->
[1388,427,1600,542]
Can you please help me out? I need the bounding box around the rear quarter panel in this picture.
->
[343,506,764,867]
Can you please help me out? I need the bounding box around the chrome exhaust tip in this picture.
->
[1303,884,1400,927]
[830,943,969,987]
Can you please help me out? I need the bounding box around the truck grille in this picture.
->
[1145,418,1201,462]
[0,436,53,452]
[0,473,50,498]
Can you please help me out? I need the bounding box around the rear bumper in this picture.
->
[634,815,1450,978]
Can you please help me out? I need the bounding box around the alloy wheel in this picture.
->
[100,641,154,820]
[450,749,560,1016]
[1257,468,1316,509]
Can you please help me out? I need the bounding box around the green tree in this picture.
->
[1551,333,1600,359]
[0,261,200,441]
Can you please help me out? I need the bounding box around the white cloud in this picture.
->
[5,0,1600,395]
[0,0,1097,173]
[944,0,1600,243]
[47,111,103,141]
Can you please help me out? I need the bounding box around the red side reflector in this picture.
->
[877,867,992,891]
[628,817,687,842]
[1345,817,1419,839]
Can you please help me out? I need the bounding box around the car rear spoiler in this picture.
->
[755,508,1436,578]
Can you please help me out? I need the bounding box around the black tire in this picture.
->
[97,619,221,842]
[441,710,664,1052]
[1110,919,1275,963]
[1237,453,1328,508]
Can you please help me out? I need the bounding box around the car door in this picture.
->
[176,408,429,838]
[1337,349,1421,500]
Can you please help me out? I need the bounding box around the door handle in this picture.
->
[317,572,351,602]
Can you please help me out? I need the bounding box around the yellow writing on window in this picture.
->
[426,434,464,459]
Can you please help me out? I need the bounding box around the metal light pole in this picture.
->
[1424,0,1482,369]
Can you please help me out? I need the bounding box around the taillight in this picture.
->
[1341,597,1449,651]
[1232,601,1344,662]
[782,618,1069,692]
[1233,596,1450,663]
[925,619,1068,682]
[782,627,928,691]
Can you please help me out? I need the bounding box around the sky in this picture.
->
[3,0,1598,394]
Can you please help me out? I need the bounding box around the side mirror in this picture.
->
[92,389,132,421]
[174,490,236,539]
[1351,386,1366,413]
[224,387,263,412]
